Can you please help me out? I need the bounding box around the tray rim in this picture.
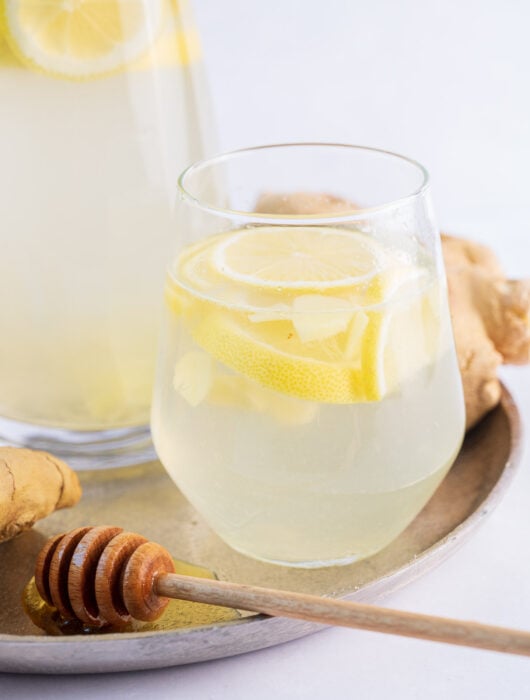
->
[0,385,523,672]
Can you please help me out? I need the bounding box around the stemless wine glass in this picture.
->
[151,143,466,568]
[0,1,211,468]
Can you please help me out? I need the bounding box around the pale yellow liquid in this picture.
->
[0,8,208,429]
[151,228,465,566]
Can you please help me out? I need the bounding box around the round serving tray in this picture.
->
[0,387,522,674]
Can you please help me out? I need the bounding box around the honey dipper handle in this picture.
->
[156,573,530,657]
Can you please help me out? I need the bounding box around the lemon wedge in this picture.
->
[1,0,163,79]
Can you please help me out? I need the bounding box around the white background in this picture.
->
[4,1,530,697]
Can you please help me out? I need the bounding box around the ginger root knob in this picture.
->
[442,234,530,428]
[0,447,82,543]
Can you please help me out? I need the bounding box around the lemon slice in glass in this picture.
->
[171,227,436,404]
[189,276,433,404]
[1,0,163,79]
[191,310,369,403]
[212,226,386,291]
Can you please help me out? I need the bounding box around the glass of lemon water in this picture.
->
[0,0,211,466]
[151,143,466,567]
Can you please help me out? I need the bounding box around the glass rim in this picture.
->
[177,142,430,224]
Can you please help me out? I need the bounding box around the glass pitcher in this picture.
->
[0,0,212,467]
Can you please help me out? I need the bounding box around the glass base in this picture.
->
[225,540,365,569]
[261,554,362,569]
[0,415,156,470]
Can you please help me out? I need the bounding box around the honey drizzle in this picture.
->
[23,558,240,635]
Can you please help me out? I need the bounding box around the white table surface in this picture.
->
[3,1,530,697]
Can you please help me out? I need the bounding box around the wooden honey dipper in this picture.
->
[34,525,530,656]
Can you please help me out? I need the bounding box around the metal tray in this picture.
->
[0,387,522,674]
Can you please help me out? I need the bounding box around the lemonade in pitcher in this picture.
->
[151,144,466,567]
[0,1,210,463]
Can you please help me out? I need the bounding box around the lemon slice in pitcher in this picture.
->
[1,0,163,79]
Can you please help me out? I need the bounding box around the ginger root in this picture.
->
[441,234,530,428]
[0,447,81,543]
[256,192,530,428]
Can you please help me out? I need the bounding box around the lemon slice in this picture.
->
[212,226,386,291]
[0,29,18,65]
[1,0,163,79]
[170,227,438,403]
[189,281,435,404]
[178,236,225,293]
[190,308,385,403]
[370,268,439,397]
